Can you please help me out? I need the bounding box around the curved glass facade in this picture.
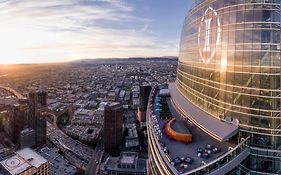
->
[178,0,281,147]
[176,1,281,174]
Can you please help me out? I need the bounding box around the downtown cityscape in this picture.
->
[0,0,281,175]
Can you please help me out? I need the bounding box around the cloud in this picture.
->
[0,0,178,63]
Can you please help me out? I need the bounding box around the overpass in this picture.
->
[0,86,27,100]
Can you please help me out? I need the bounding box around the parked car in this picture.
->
[159,141,165,147]
[173,157,182,165]
[197,147,203,154]
[184,157,193,164]
[163,147,169,154]
[180,163,188,169]
[212,146,221,153]
[201,152,210,159]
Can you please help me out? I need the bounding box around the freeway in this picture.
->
[0,86,27,100]
[85,142,104,175]
[47,121,95,170]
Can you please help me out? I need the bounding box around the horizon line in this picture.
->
[0,56,178,65]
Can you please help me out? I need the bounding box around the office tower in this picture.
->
[0,147,48,175]
[8,104,25,144]
[29,90,47,110]
[104,102,123,154]
[148,1,281,174]
[37,91,48,108]
[138,85,152,123]
[0,110,9,132]
[29,91,47,147]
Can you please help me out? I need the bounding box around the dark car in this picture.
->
[205,144,213,150]
[197,147,203,154]
[173,157,182,165]
[212,146,221,154]
[184,157,193,164]
[159,141,165,147]
[163,147,169,154]
[201,152,210,159]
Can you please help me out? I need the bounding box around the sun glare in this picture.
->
[0,26,27,64]
[0,25,59,64]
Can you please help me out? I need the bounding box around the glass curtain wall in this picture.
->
[177,0,281,173]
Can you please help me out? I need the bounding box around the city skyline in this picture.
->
[1,1,281,174]
[0,0,191,64]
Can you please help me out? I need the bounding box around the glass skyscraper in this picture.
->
[148,0,281,174]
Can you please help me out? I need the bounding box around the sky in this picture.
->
[0,0,192,64]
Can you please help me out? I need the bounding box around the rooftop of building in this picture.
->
[0,148,47,175]
[74,108,95,116]
[119,153,137,164]
[151,89,237,173]
[107,102,121,107]
[103,152,146,173]
[20,128,35,135]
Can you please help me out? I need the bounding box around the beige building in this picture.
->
[0,148,48,175]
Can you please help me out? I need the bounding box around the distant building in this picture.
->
[20,128,36,149]
[138,85,151,122]
[0,147,48,175]
[29,91,48,147]
[104,102,123,154]
[100,152,146,175]
[107,91,117,102]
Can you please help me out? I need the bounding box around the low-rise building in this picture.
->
[125,124,139,148]
[101,152,146,175]
[0,148,48,175]
[37,147,77,175]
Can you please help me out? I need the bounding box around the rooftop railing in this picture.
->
[183,137,250,175]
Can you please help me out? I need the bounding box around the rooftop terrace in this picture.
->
[148,85,251,175]
[151,90,236,173]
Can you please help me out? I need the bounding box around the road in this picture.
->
[85,142,104,175]
[47,121,95,170]
[0,86,26,100]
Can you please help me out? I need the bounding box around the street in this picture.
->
[85,142,104,175]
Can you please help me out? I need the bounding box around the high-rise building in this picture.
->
[138,85,152,123]
[104,102,123,154]
[20,128,36,149]
[29,91,47,112]
[148,1,281,174]
[37,91,48,108]
[29,91,47,147]
[0,147,48,175]
[8,104,25,144]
